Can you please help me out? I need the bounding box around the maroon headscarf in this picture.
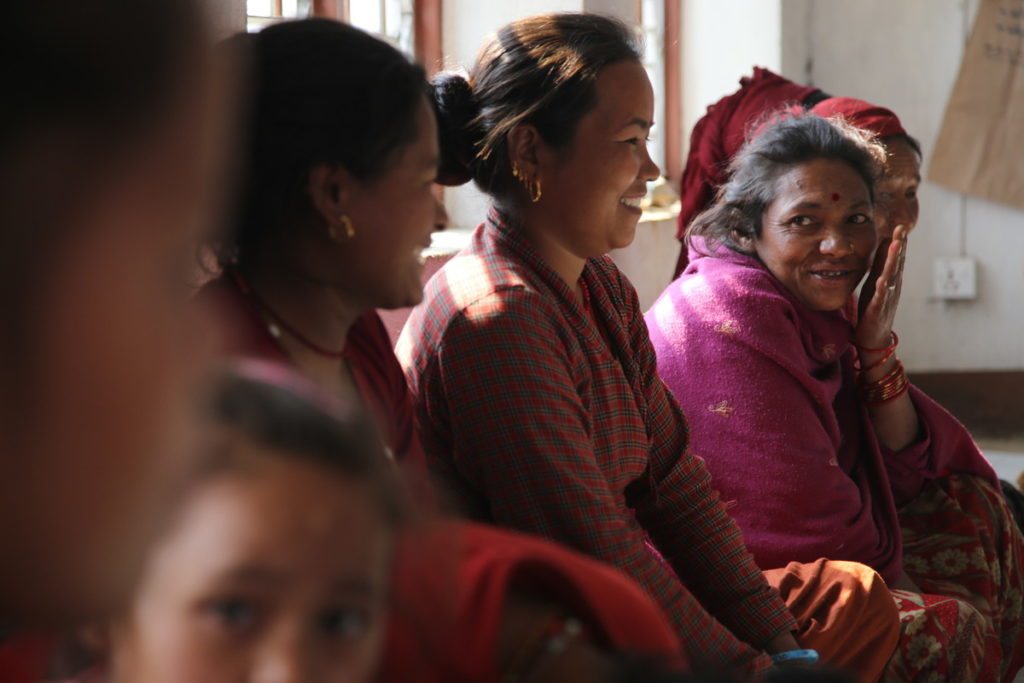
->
[809,96,908,139]
[673,68,823,278]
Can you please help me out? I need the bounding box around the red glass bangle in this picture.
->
[860,348,896,373]
[855,331,899,355]
[864,379,910,407]
[860,359,910,406]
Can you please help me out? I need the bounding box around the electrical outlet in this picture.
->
[933,257,977,300]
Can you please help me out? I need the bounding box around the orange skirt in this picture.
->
[765,558,901,682]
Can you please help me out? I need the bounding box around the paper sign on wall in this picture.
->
[928,0,1024,210]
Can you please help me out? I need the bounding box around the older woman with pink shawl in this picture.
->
[647,113,1024,681]
[673,69,924,280]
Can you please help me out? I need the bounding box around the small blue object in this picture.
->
[771,649,820,665]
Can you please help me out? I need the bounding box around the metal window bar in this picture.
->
[247,0,414,56]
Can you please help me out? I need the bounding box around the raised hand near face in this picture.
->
[857,224,908,350]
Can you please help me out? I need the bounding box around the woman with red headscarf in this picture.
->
[807,98,921,242]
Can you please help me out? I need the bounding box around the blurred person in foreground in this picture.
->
[0,1,230,677]
[59,366,857,683]
[0,0,229,635]
[93,365,404,683]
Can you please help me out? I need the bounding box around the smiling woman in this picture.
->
[398,13,901,678]
[670,71,925,280]
[201,19,446,461]
[753,158,876,312]
[686,115,886,314]
[647,112,1024,680]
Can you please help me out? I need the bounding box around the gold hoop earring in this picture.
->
[333,218,354,244]
[511,161,541,202]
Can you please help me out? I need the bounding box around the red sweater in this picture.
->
[199,274,685,680]
[198,276,424,466]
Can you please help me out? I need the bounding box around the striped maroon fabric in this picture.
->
[397,210,795,673]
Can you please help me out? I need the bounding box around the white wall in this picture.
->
[780,0,1024,372]
[582,0,638,23]
[680,0,782,148]
[442,0,581,69]
[205,0,247,39]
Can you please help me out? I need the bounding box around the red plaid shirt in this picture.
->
[397,211,795,672]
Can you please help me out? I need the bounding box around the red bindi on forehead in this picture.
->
[831,192,841,202]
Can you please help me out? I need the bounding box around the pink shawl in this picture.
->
[645,242,998,583]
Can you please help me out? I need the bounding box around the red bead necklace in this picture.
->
[231,270,347,360]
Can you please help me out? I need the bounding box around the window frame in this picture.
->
[413,0,442,75]
[638,0,682,185]
[246,0,437,59]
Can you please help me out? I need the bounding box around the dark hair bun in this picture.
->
[432,72,482,186]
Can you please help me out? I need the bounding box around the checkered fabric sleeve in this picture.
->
[426,285,784,672]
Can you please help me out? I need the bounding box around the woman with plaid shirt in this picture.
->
[399,13,902,679]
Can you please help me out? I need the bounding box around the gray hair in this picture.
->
[687,112,887,252]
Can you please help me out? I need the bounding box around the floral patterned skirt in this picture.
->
[883,475,1024,682]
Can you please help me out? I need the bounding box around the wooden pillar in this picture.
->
[414,0,443,75]
[312,0,344,18]
[663,0,682,186]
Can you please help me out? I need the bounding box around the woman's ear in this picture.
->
[506,123,544,181]
[732,229,756,253]
[307,163,354,237]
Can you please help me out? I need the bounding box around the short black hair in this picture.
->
[217,19,429,269]
[207,365,405,525]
